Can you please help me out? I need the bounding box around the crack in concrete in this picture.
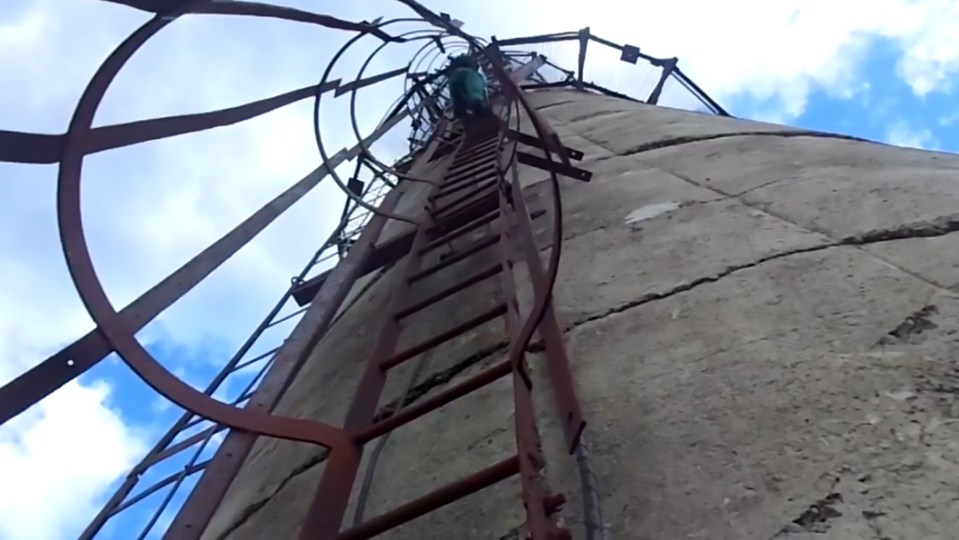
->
[373,341,509,422]
[537,99,581,112]
[214,449,329,540]
[568,216,959,330]
[601,129,868,157]
[564,108,631,125]
[877,305,939,346]
[773,492,844,536]
[637,146,959,298]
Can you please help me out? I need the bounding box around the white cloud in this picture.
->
[448,0,959,117]
[886,121,937,149]
[3,0,959,537]
[0,380,148,540]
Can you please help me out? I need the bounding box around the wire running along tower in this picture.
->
[0,1,727,538]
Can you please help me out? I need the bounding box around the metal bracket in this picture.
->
[620,44,640,64]
[516,151,592,182]
[505,129,584,161]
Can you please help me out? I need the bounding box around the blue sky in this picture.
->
[3,0,959,539]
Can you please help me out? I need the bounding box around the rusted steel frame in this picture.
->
[132,424,223,473]
[432,167,497,199]
[320,26,447,220]
[395,263,502,319]
[299,127,463,540]
[0,82,337,164]
[471,38,588,455]
[436,164,497,195]
[492,32,579,47]
[53,10,421,532]
[335,66,408,96]
[292,229,417,306]
[166,188,406,538]
[446,152,498,178]
[0,141,352,429]
[509,165,586,454]
[424,193,498,237]
[408,232,498,282]
[337,456,521,540]
[427,195,501,240]
[3,12,414,426]
[495,142,567,538]
[431,179,498,216]
[383,303,508,370]
[355,359,513,444]
[102,0,394,41]
[482,44,574,172]
[109,459,211,516]
[420,209,498,252]
[583,33,656,65]
[517,151,593,182]
[505,129,584,161]
[647,58,678,105]
[233,345,280,371]
[510,54,547,83]
[265,306,308,329]
[432,193,499,232]
[294,117,455,308]
[576,28,589,90]
[431,181,499,218]
[439,166,497,195]
[447,150,499,176]
[519,80,571,91]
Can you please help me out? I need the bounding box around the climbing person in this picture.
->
[445,54,491,121]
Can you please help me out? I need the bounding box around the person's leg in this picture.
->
[469,96,490,118]
[450,93,468,120]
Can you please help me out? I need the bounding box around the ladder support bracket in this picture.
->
[516,151,593,182]
[505,129,584,161]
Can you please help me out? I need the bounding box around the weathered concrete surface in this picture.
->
[206,89,959,540]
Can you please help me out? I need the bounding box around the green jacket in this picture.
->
[448,67,487,102]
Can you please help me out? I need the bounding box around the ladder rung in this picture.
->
[433,187,498,220]
[447,152,498,175]
[396,263,502,320]
[337,456,520,540]
[443,160,497,186]
[450,141,498,164]
[434,168,497,200]
[356,359,512,443]
[456,137,499,157]
[409,233,499,283]
[428,192,499,234]
[421,209,498,253]
[431,180,497,217]
[426,199,498,239]
[382,303,507,370]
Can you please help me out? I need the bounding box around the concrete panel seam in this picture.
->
[637,156,959,299]
[564,213,959,332]
[580,130,872,160]
[215,449,329,540]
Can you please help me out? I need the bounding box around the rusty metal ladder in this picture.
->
[301,117,582,539]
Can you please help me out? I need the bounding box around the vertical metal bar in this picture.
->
[576,27,590,90]
[497,138,566,539]
[299,127,463,540]
[164,189,404,539]
[647,58,677,105]
[1,148,355,427]
[508,146,586,455]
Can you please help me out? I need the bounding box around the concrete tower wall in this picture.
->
[206,89,959,540]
